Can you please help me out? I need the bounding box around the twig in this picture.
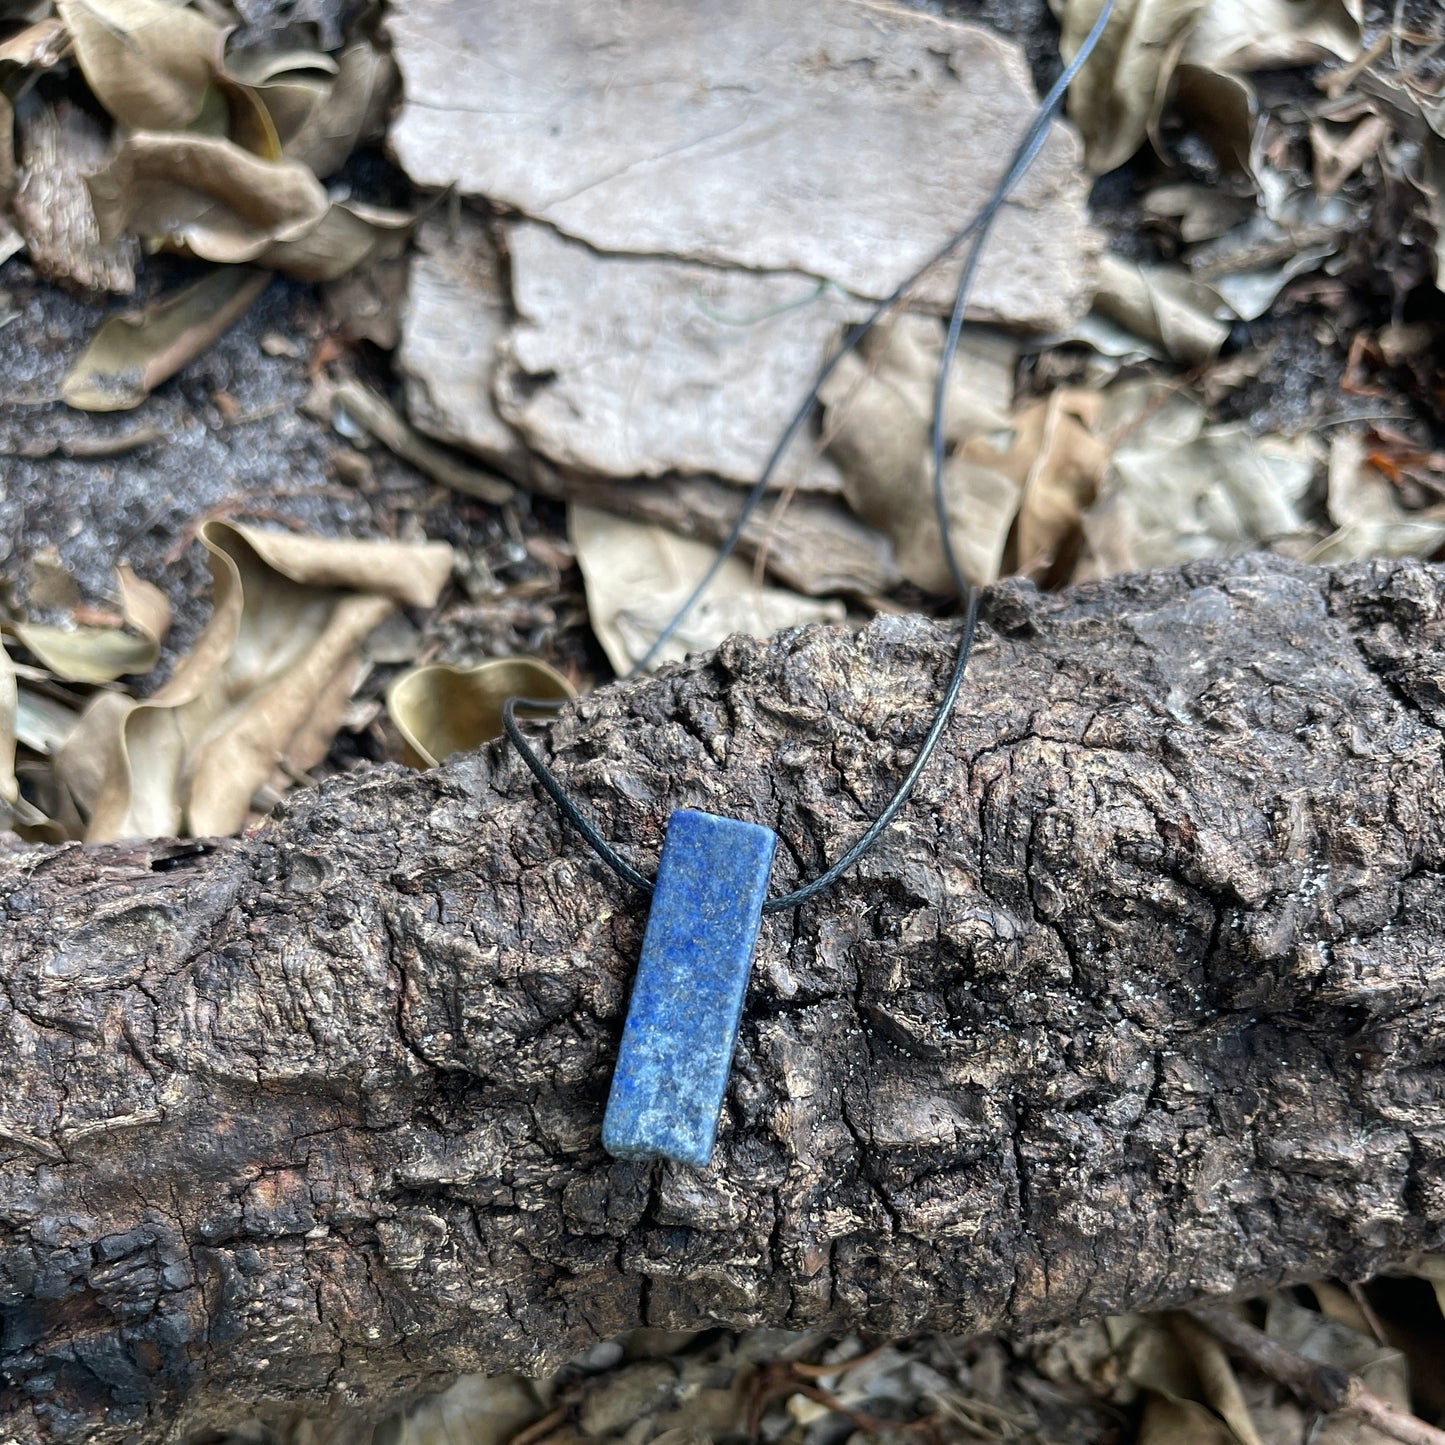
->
[505,1405,568,1445]
[1186,1304,1445,1445]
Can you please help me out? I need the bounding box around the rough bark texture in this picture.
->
[3,555,1445,1443]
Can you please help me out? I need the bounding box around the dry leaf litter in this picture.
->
[2,0,1445,1440]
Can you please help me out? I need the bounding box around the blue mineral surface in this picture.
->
[602,808,778,1168]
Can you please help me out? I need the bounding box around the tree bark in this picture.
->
[2,555,1444,1443]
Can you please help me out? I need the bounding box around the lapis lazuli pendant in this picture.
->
[602,809,778,1168]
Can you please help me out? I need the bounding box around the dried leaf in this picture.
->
[217,76,283,161]
[1170,64,1255,174]
[1081,385,1317,576]
[1138,1395,1237,1445]
[1180,0,1360,72]
[380,1375,544,1445]
[0,641,49,829]
[1409,1255,1445,1322]
[9,625,155,684]
[0,17,69,69]
[1,639,19,818]
[570,505,844,675]
[61,265,271,412]
[58,0,222,131]
[1314,433,1445,562]
[1143,183,1254,243]
[1091,253,1230,365]
[7,563,170,684]
[820,313,1024,593]
[14,687,80,756]
[88,131,328,264]
[1264,1294,1409,1409]
[1059,0,1210,175]
[1168,1314,1263,1445]
[283,38,395,177]
[1009,391,1109,579]
[58,522,454,841]
[388,659,576,769]
[259,197,412,283]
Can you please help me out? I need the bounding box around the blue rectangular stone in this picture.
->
[602,808,778,1168]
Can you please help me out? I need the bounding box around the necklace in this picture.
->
[505,3,1116,1169]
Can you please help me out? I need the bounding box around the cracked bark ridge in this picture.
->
[3,555,1445,1443]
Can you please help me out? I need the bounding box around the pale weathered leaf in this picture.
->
[570,505,844,674]
[1009,390,1109,579]
[9,625,156,684]
[387,0,1099,333]
[383,1375,544,1445]
[496,220,857,488]
[1143,183,1254,243]
[325,377,515,506]
[1,638,18,815]
[1059,0,1210,175]
[61,266,271,412]
[0,640,50,829]
[14,687,79,756]
[57,523,454,841]
[88,131,328,264]
[58,0,221,131]
[388,659,576,769]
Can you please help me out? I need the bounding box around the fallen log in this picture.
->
[2,554,1443,1443]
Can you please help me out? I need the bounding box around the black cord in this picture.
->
[504,0,1116,909]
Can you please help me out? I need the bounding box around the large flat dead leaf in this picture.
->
[56,523,453,841]
[58,0,221,131]
[1090,253,1230,364]
[570,505,844,674]
[61,266,271,412]
[387,0,1099,334]
[496,221,855,488]
[398,212,525,472]
[260,197,413,283]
